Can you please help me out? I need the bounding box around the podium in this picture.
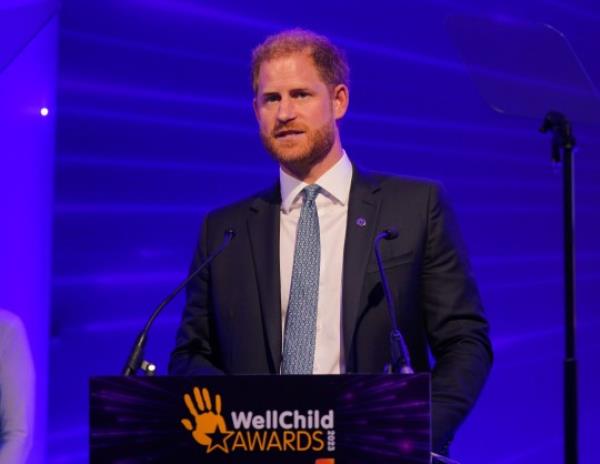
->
[90,374,431,463]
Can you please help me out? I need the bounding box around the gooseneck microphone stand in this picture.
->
[122,229,236,376]
[540,111,578,464]
[374,229,461,464]
[374,229,414,375]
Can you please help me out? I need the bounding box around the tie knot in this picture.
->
[303,184,321,202]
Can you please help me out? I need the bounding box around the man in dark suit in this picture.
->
[169,29,492,456]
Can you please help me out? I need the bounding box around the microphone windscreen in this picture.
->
[385,228,399,240]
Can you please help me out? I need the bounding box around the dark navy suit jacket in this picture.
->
[169,167,493,453]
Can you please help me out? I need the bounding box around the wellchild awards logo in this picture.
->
[181,387,336,457]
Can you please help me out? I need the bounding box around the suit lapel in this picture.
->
[342,167,382,369]
[247,184,282,373]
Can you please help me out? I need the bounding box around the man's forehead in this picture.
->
[261,49,313,71]
[256,52,325,92]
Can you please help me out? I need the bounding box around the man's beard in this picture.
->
[260,120,336,173]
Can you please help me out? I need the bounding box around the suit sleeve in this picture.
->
[168,215,224,375]
[420,182,493,454]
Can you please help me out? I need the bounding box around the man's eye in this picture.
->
[295,92,309,98]
[264,95,279,103]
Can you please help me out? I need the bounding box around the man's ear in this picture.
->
[332,84,349,120]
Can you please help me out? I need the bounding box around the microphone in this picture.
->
[377,229,458,463]
[122,229,236,376]
[381,228,399,240]
[373,228,414,375]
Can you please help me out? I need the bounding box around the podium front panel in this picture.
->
[90,374,430,463]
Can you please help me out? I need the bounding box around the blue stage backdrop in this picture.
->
[51,1,600,463]
[0,2,59,463]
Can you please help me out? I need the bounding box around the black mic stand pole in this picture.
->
[540,111,578,464]
[122,229,235,376]
[373,229,414,375]
[374,230,460,464]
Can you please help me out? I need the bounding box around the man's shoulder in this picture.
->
[359,168,442,196]
[205,183,279,222]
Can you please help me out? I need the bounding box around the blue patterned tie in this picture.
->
[282,184,321,374]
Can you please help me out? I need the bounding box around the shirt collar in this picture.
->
[279,150,353,213]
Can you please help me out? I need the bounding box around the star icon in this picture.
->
[205,427,234,454]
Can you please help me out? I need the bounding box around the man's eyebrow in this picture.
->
[290,87,312,94]
[261,91,280,99]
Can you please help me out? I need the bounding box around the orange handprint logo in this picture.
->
[181,387,232,453]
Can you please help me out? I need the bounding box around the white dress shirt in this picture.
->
[279,151,353,374]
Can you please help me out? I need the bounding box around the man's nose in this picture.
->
[277,97,297,122]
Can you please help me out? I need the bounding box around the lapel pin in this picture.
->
[356,217,367,227]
